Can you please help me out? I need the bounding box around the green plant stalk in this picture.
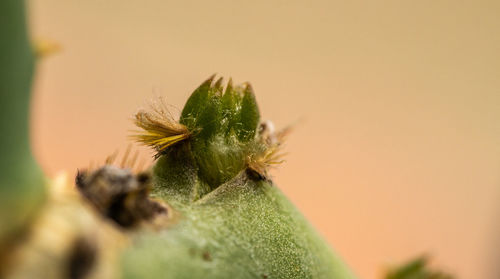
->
[0,0,45,245]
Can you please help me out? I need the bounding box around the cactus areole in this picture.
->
[121,76,356,279]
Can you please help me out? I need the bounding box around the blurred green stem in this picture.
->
[0,0,45,242]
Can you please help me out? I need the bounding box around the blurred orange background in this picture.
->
[28,1,500,278]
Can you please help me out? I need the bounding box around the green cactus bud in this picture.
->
[178,77,261,190]
[123,77,356,279]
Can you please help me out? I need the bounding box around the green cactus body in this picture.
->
[121,78,356,279]
[1,1,356,277]
[0,2,454,278]
[0,0,45,247]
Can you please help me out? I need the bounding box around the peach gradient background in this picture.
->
[29,1,500,278]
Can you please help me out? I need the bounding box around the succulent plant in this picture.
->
[0,1,455,279]
[0,1,356,278]
[118,76,355,279]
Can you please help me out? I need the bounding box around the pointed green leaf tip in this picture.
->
[173,76,260,190]
[239,83,260,141]
[180,75,260,142]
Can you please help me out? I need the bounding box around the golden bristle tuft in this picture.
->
[247,121,292,178]
[132,97,190,158]
[247,143,287,179]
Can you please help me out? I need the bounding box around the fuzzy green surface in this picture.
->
[122,112,354,279]
[122,78,355,278]
[0,0,45,243]
[121,143,355,279]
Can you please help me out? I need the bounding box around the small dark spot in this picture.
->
[75,170,86,189]
[261,274,268,279]
[107,193,136,228]
[202,251,212,262]
[246,168,266,181]
[137,172,150,184]
[67,237,97,279]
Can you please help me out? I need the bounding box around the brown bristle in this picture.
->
[131,97,190,158]
[247,121,291,179]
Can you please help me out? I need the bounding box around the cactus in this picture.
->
[0,2,455,279]
[0,1,356,278]
[120,77,355,278]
